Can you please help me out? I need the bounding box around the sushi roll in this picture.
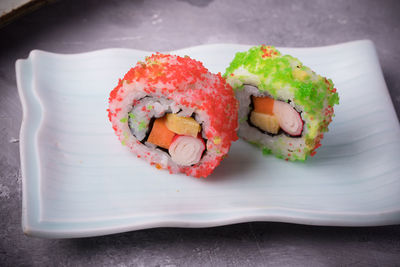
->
[108,53,238,178]
[224,45,339,161]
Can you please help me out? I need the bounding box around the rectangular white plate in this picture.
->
[16,40,400,238]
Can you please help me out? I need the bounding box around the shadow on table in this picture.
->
[63,222,400,265]
[382,67,400,121]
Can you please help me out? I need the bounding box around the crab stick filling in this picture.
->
[250,96,303,136]
[147,113,205,166]
[169,135,205,166]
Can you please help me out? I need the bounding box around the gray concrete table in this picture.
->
[1,0,400,266]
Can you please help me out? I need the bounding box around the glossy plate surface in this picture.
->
[16,40,400,238]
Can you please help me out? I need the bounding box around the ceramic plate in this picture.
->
[16,40,400,238]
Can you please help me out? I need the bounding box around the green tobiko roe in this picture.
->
[224,45,339,117]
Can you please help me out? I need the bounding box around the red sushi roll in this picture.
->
[108,53,238,178]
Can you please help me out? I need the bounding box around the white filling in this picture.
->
[273,101,303,136]
[169,136,205,166]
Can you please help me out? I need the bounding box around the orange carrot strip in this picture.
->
[252,96,274,115]
[147,117,176,149]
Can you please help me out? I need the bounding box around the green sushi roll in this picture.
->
[224,45,339,161]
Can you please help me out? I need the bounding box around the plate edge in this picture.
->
[15,40,374,59]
